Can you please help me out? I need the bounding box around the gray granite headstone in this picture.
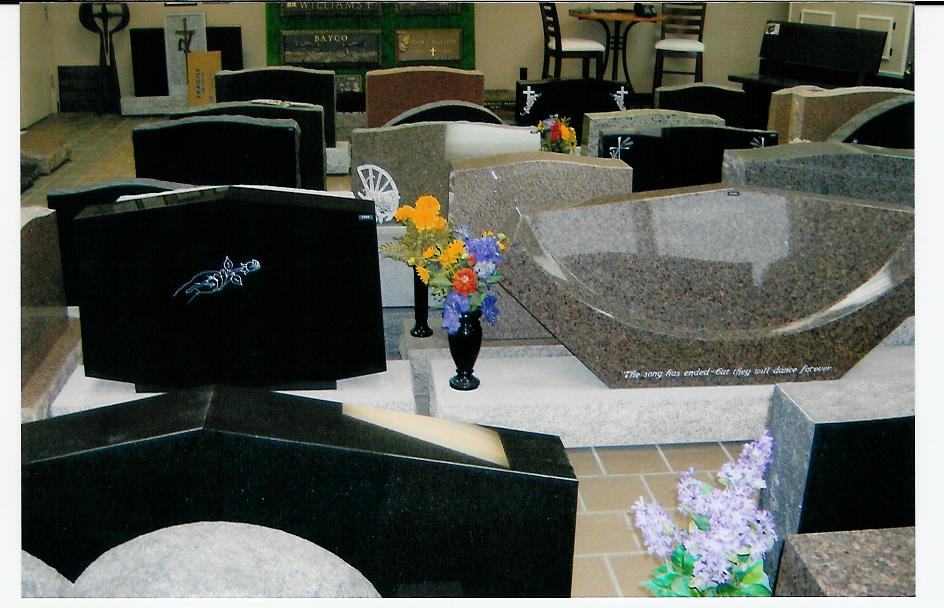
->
[502,185,914,389]
[164,13,207,97]
[580,109,724,159]
[722,142,914,207]
[22,551,74,598]
[449,152,633,340]
[70,521,381,598]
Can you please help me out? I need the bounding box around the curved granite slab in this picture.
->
[502,185,914,388]
[827,95,914,149]
[722,142,914,207]
[580,108,725,158]
[386,100,502,127]
[365,66,484,128]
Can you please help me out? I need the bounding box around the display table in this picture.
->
[569,9,663,85]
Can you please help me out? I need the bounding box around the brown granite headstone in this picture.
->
[365,67,484,128]
[767,85,913,143]
[502,185,914,388]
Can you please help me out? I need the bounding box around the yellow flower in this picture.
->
[497,232,507,252]
[482,230,494,238]
[412,195,445,230]
[439,239,466,266]
[416,265,430,284]
[422,245,437,259]
[394,204,414,222]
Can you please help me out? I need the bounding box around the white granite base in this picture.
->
[50,362,416,417]
[428,345,913,448]
[120,96,189,116]
[326,141,351,175]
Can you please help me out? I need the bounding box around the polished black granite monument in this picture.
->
[132,116,301,188]
[22,386,578,597]
[47,179,191,306]
[386,100,503,126]
[828,96,914,149]
[171,101,327,190]
[515,78,635,142]
[654,83,749,128]
[502,185,914,388]
[73,185,385,389]
[215,67,337,147]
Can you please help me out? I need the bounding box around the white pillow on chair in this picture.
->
[548,38,606,53]
[655,38,705,53]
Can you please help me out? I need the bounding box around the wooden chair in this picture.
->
[540,3,605,79]
[653,3,707,89]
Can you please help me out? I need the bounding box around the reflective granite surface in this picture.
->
[580,109,724,159]
[502,185,914,388]
[21,208,67,386]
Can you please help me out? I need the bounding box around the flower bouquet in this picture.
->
[537,114,578,154]
[631,430,778,597]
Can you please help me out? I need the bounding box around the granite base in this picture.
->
[326,141,350,175]
[120,96,189,116]
[428,344,912,448]
[377,225,436,308]
[50,362,417,417]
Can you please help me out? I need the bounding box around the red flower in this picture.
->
[550,121,562,142]
[452,268,478,296]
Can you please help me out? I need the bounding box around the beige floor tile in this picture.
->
[596,446,669,475]
[567,448,602,477]
[579,475,648,513]
[608,554,662,598]
[326,174,352,192]
[571,556,618,597]
[659,442,732,472]
[574,513,639,555]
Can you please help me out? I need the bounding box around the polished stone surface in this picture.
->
[449,152,632,339]
[70,522,381,598]
[654,83,747,127]
[767,85,913,143]
[386,100,502,126]
[760,345,914,586]
[514,78,636,142]
[365,67,484,128]
[502,185,914,388]
[775,527,914,596]
[350,122,539,221]
[120,95,189,116]
[580,109,724,159]
[723,142,914,207]
[22,552,73,598]
[827,95,915,149]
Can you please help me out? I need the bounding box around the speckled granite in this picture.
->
[326,141,350,175]
[21,209,68,388]
[776,527,914,596]
[365,66,484,128]
[22,552,73,598]
[722,142,914,207]
[760,345,914,586]
[449,152,632,339]
[120,95,189,116]
[69,522,381,598]
[827,95,915,146]
[767,86,913,143]
[580,109,724,158]
[502,185,914,388]
[881,316,914,346]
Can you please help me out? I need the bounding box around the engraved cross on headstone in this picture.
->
[611,86,628,111]
[176,17,195,53]
[520,85,541,116]
[609,135,633,159]
[429,46,437,57]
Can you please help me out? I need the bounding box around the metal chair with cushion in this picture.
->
[540,3,606,79]
[653,3,706,89]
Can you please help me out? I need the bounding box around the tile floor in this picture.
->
[21,112,746,597]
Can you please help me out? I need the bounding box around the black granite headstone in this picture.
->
[655,84,749,128]
[22,386,577,597]
[385,100,502,126]
[831,97,914,149]
[598,132,665,192]
[73,186,385,389]
[661,125,779,188]
[215,67,337,147]
[172,102,326,190]
[132,116,301,188]
[47,179,191,306]
[515,78,636,142]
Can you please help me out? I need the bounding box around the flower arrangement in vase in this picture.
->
[537,114,578,154]
[380,194,507,389]
[631,430,778,597]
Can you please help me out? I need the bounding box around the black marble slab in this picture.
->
[22,386,577,597]
[515,78,635,142]
[172,101,326,190]
[828,96,914,149]
[654,83,748,128]
[132,116,301,188]
[47,179,191,306]
[73,185,385,389]
[386,100,502,126]
[502,185,914,388]
[215,67,337,147]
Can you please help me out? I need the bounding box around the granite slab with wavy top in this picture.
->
[502,185,914,388]
[580,108,724,158]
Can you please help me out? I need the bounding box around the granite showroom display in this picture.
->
[502,185,914,389]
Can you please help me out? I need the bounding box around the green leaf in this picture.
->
[469,292,484,308]
[643,579,676,598]
[692,515,710,531]
[429,275,451,289]
[671,546,696,575]
[739,583,772,597]
[670,574,696,597]
[485,272,502,284]
[739,560,769,587]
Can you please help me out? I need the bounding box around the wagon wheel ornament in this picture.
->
[356,164,401,223]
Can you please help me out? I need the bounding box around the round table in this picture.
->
[569,9,663,88]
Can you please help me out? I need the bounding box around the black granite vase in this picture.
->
[448,310,482,390]
[410,268,433,338]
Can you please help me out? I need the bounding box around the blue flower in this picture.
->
[466,235,502,265]
[481,292,500,325]
[441,291,471,334]
[453,224,471,241]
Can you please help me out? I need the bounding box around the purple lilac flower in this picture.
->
[631,497,678,560]
[718,429,774,495]
[466,235,503,265]
[481,292,499,325]
[441,291,471,334]
[677,468,706,514]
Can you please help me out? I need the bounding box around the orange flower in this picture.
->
[422,246,437,259]
[394,204,414,222]
[452,268,478,296]
[439,239,466,266]
[412,195,445,230]
[415,265,430,284]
